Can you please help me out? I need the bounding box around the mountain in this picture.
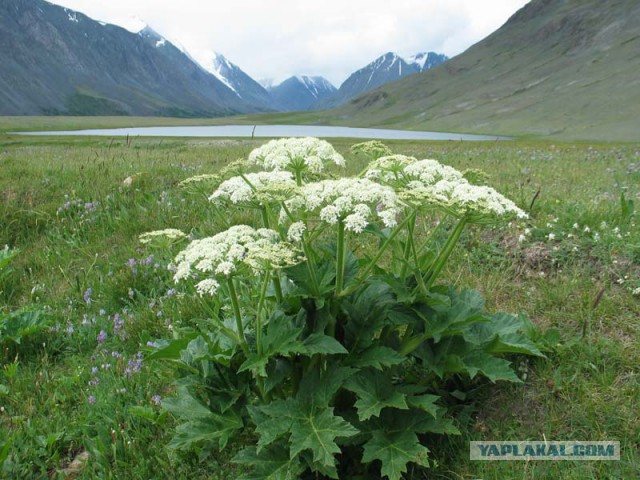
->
[330,0,640,141]
[406,51,449,71]
[0,0,266,116]
[317,51,447,109]
[268,76,337,111]
[196,52,273,110]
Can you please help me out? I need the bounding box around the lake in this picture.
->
[16,124,510,141]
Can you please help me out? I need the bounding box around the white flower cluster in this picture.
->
[400,179,527,221]
[209,171,297,204]
[139,228,187,244]
[248,137,345,173]
[178,174,221,188]
[403,159,465,185]
[364,155,417,182]
[195,278,220,297]
[350,140,393,160]
[173,225,302,283]
[284,178,402,233]
[286,221,307,242]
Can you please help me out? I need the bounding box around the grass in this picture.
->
[0,127,638,479]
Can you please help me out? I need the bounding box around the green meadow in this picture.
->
[0,122,638,479]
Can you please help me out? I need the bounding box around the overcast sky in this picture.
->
[48,0,530,86]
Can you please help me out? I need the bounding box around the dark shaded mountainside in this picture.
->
[331,0,640,141]
[0,0,264,116]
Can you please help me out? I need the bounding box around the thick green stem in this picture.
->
[301,237,320,296]
[424,217,468,289]
[227,277,249,354]
[399,212,417,281]
[260,206,270,229]
[339,213,414,297]
[294,169,303,187]
[335,220,346,296]
[255,271,271,355]
[272,272,283,303]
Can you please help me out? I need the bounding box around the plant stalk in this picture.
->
[424,217,468,289]
[227,277,249,354]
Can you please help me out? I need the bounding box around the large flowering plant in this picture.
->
[145,138,547,479]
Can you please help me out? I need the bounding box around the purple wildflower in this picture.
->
[88,395,96,405]
[97,330,107,343]
[83,288,92,305]
[151,395,162,406]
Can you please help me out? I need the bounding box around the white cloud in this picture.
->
[47,0,530,86]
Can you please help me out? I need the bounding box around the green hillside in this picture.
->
[326,0,640,141]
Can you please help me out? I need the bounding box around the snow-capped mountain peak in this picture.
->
[403,51,449,71]
[118,16,148,34]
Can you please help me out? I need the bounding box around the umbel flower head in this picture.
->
[364,154,418,182]
[400,179,527,222]
[283,178,402,233]
[178,174,221,188]
[248,137,345,174]
[209,171,297,205]
[139,228,187,244]
[173,225,303,283]
[350,140,393,160]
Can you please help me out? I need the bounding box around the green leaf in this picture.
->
[249,400,295,452]
[344,370,409,421]
[302,333,348,355]
[0,309,48,344]
[167,410,243,451]
[161,386,213,419]
[239,312,305,376]
[348,346,404,370]
[406,395,441,419]
[234,445,304,480]
[297,364,356,406]
[362,429,429,480]
[289,406,358,468]
[461,351,521,383]
[145,332,198,361]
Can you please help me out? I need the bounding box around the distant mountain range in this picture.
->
[0,0,257,116]
[0,0,448,115]
[317,51,448,109]
[326,0,640,141]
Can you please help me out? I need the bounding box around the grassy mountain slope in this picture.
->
[330,0,640,141]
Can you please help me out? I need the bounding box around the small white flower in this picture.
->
[583,226,591,233]
[286,221,307,242]
[518,234,526,243]
[547,233,556,241]
[248,137,345,173]
[632,287,640,296]
[284,178,401,232]
[573,223,579,229]
[210,171,297,205]
[139,229,187,244]
[196,279,220,297]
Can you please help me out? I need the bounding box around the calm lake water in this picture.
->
[17,124,510,141]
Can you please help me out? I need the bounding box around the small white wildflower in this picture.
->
[178,174,220,188]
[632,287,640,296]
[248,137,345,173]
[196,279,220,297]
[518,234,526,243]
[401,179,527,222]
[583,226,591,233]
[287,221,307,242]
[284,178,401,232]
[139,229,187,244]
[210,171,297,204]
[173,225,303,283]
[364,155,417,182]
[593,232,600,242]
[573,223,579,229]
[402,159,465,185]
[524,228,531,235]
[546,223,553,228]
[547,233,556,241]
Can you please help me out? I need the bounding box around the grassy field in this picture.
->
[1,126,638,479]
